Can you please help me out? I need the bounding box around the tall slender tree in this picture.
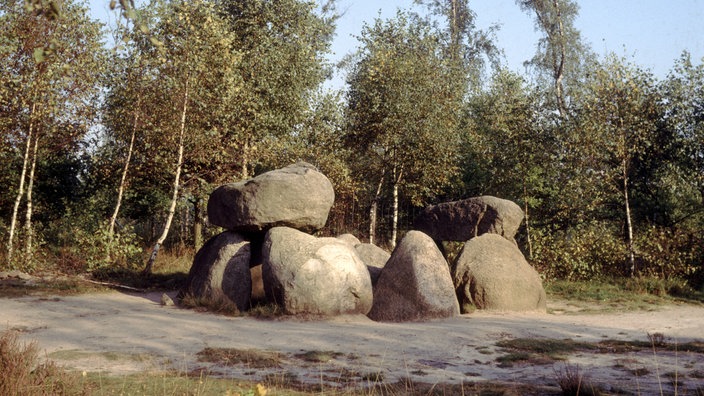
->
[218,0,337,178]
[1,0,105,264]
[517,0,590,118]
[138,0,242,274]
[576,55,660,276]
[465,69,547,257]
[347,12,463,248]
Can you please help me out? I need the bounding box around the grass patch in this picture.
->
[546,278,704,312]
[496,335,704,378]
[81,372,290,395]
[597,338,704,353]
[496,338,597,366]
[90,266,188,291]
[0,330,89,395]
[293,350,344,363]
[367,378,560,396]
[48,349,152,363]
[196,347,282,369]
[495,352,533,367]
[247,301,283,318]
[0,276,110,298]
[178,293,241,316]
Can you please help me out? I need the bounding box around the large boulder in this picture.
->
[452,234,546,312]
[181,231,252,311]
[368,231,460,322]
[413,196,524,242]
[262,227,373,316]
[354,243,390,286]
[336,234,389,286]
[207,162,335,233]
[336,233,361,246]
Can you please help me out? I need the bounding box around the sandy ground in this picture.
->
[2,290,703,394]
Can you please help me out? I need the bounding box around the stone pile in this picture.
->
[181,162,546,321]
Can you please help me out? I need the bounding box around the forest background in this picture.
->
[1,0,702,291]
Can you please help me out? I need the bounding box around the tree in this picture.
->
[101,7,158,244]
[414,0,499,87]
[464,69,548,257]
[1,0,105,264]
[346,12,463,248]
[135,0,242,274]
[218,0,337,178]
[517,0,590,119]
[653,52,704,227]
[575,54,660,277]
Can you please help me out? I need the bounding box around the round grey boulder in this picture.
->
[354,243,390,286]
[368,231,460,322]
[207,162,335,233]
[336,233,362,246]
[262,227,373,316]
[452,234,546,312]
[413,196,524,242]
[181,231,252,311]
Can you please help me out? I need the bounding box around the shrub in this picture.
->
[71,220,143,273]
[554,364,602,396]
[532,221,628,281]
[634,225,702,282]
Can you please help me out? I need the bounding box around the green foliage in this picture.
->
[532,220,703,285]
[634,225,702,281]
[532,222,628,281]
[517,0,592,117]
[73,222,142,273]
[219,0,337,176]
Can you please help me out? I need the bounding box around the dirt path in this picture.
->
[2,291,703,394]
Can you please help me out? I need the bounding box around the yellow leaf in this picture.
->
[255,383,268,396]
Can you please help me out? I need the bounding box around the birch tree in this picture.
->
[576,55,659,277]
[218,0,337,178]
[465,69,546,257]
[347,12,463,248]
[517,0,590,118]
[139,0,241,274]
[1,0,104,264]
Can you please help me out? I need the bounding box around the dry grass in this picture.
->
[196,347,283,369]
[554,364,603,396]
[178,292,242,316]
[0,330,88,395]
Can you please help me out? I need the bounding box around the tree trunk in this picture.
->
[193,196,203,251]
[369,172,384,245]
[143,80,189,275]
[241,139,250,180]
[623,159,636,277]
[390,166,403,250]
[24,126,41,259]
[108,97,140,238]
[7,101,36,261]
[552,0,567,118]
[523,181,533,260]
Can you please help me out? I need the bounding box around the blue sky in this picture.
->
[89,0,704,87]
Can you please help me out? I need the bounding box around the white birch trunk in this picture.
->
[523,182,533,260]
[7,101,36,261]
[390,166,403,250]
[552,0,567,118]
[108,100,140,238]
[24,127,41,258]
[623,159,636,277]
[143,80,189,275]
